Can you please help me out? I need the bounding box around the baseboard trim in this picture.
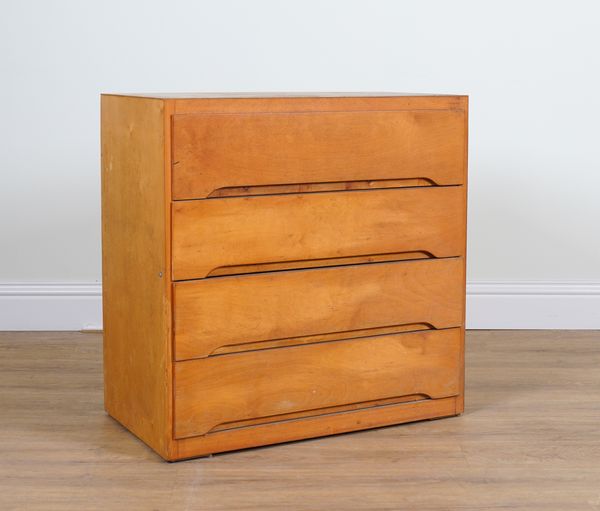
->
[0,283,103,331]
[0,281,599,331]
[467,281,600,329]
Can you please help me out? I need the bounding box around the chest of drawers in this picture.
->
[101,93,468,461]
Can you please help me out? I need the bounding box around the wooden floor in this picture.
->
[1,331,599,510]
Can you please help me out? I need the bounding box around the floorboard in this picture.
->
[1,330,599,510]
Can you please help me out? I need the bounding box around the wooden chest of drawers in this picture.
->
[101,93,468,461]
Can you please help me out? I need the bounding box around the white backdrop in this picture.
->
[1,0,599,329]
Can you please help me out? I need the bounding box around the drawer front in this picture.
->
[172,186,465,281]
[172,109,466,199]
[174,257,464,360]
[174,327,462,439]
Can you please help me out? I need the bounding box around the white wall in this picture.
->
[1,0,599,329]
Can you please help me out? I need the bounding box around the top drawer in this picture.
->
[171,109,466,199]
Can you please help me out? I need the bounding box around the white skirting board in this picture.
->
[466,281,600,329]
[0,283,103,331]
[0,281,599,331]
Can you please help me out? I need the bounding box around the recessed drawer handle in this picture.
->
[206,393,434,434]
[205,177,438,199]
[208,322,437,357]
[205,250,436,278]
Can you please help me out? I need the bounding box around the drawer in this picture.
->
[172,109,466,199]
[174,327,462,439]
[174,257,464,360]
[172,186,465,280]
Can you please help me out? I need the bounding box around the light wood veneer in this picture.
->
[101,92,468,460]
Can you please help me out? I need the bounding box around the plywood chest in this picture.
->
[101,93,468,461]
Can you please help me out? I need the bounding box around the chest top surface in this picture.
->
[103,91,466,99]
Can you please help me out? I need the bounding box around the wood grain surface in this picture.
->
[174,257,464,360]
[100,93,468,461]
[171,186,465,280]
[171,94,468,115]
[100,96,174,459]
[174,328,461,438]
[1,331,599,510]
[172,109,466,199]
